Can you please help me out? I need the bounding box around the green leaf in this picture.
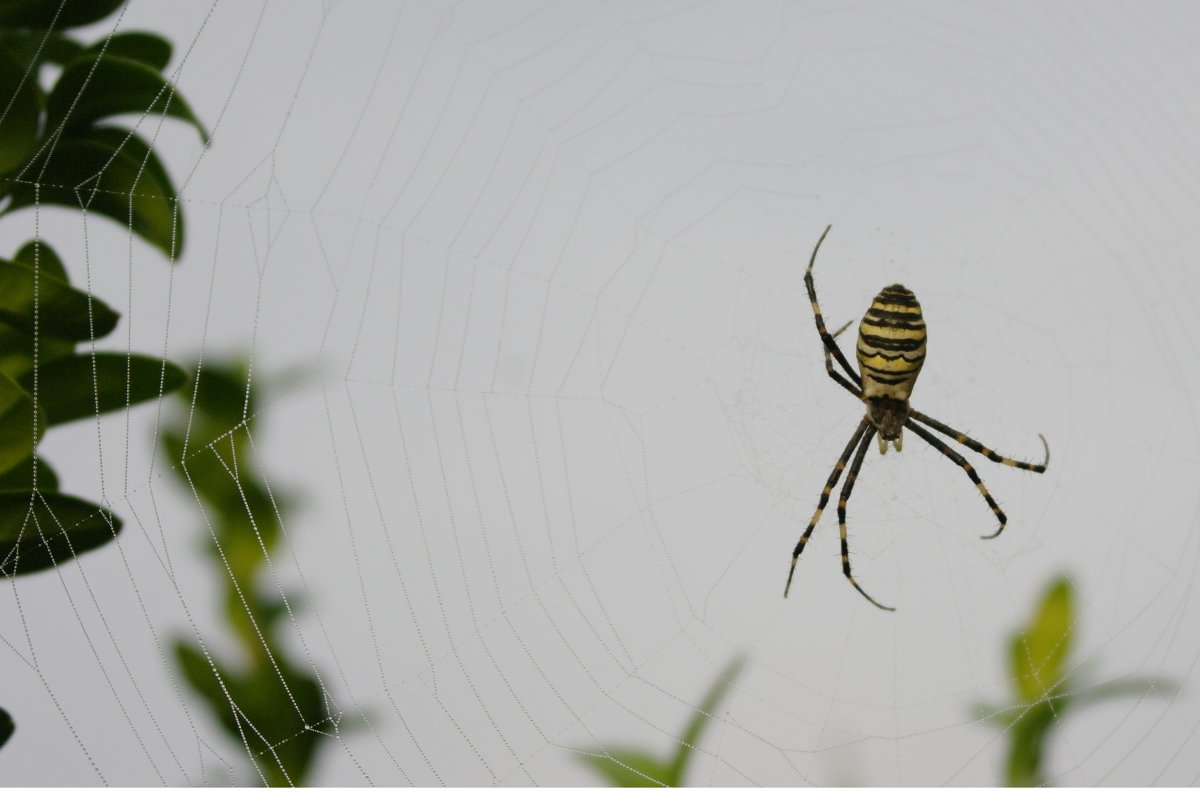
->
[0,0,126,30]
[86,31,172,71]
[13,239,68,281]
[48,53,207,143]
[0,41,42,175]
[174,641,329,786]
[6,127,184,258]
[0,30,83,70]
[0,490,121,577]
[577,656,744,787]
[670,655,744,782]
[0,706,12,749]
[19,352,187,425]
[0,326,73,380]
[578,749,674,787]
[1005,701,1057,787]
[0,454,57,491]
[1075,676,1178,707]
[0,372,41,476]
[0,257,119,341]
[1012,577,1073,703]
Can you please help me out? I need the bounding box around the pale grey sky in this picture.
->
[3,0,1199,785]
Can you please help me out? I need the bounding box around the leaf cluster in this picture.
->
[162,361,336,786]
[0,0,207,257]
[975,576,1176,786]
[0,1,202,752]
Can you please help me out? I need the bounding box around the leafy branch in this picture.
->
[975,576,1176,786]
[162,361,338,786]
[0,0,202,754]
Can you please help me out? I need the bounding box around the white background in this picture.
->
[3,0,1199,785]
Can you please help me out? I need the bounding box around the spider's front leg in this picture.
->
[804,225,862,395]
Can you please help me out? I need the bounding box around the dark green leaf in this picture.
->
[48,54,207,143]
[19,352,187,425]
[578,749,673,787]
[86,31,171,71]
[0,706,12,749]
[0,257,119,340]
[175,641,329,786]
[0,0,126,30]
[6,127,184,258]
[0,41,42,174]
[13,239,68,281]
[0,372,41,475]
[1012,577,1073,703]
[0,325,74,380]
[1005,701,1057,787]
[0,30,83,69]
[0,455,57,491]
[0,490,120,577]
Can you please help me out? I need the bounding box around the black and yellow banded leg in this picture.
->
[836,426,893,611]
[906,420,1008,539]
[825,320,862,398]
[785,418,871,598]
[804,224,862,389]
[909,409,1049,473]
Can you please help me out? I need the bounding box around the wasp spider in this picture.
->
[784,225,1049,610]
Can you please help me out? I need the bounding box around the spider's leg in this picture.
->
[825,320,863,398]
[805,224,862,389]
[906,420,1008,539]
[908,409,1049,473]
[785,417,870,598]
[836,425,894,611]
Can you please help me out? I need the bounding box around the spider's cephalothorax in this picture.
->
[858,283,926,452]
[786,225,1049,610]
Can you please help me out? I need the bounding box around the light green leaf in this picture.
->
[48,53,207,142]
[6,127,184,258]
[19,352,187,425]
[0,490,121,577]
[578,749,673,787]
[0,257,119,340]
[0,41,42,175]
[86,31,172,71]
[1012,577,1073,703]
[671,655,744,782]
[0,372,41,476]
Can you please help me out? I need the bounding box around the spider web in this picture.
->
[4,0,1200,785]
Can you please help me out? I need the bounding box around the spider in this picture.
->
[784,225,1049,610]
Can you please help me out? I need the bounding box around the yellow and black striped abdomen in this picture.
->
[857,284,926,401]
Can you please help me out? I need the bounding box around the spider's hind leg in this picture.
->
[785,418,871,598]
[836,426,895,611]
[905,419,1009,539]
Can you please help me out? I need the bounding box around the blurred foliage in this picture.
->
[975,575,1176,786]
[579,655,745,786]
[162,360,336,786]
[0,705,12,749]
[0,0,200,755]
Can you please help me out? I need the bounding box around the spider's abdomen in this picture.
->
[857,284,926,401]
